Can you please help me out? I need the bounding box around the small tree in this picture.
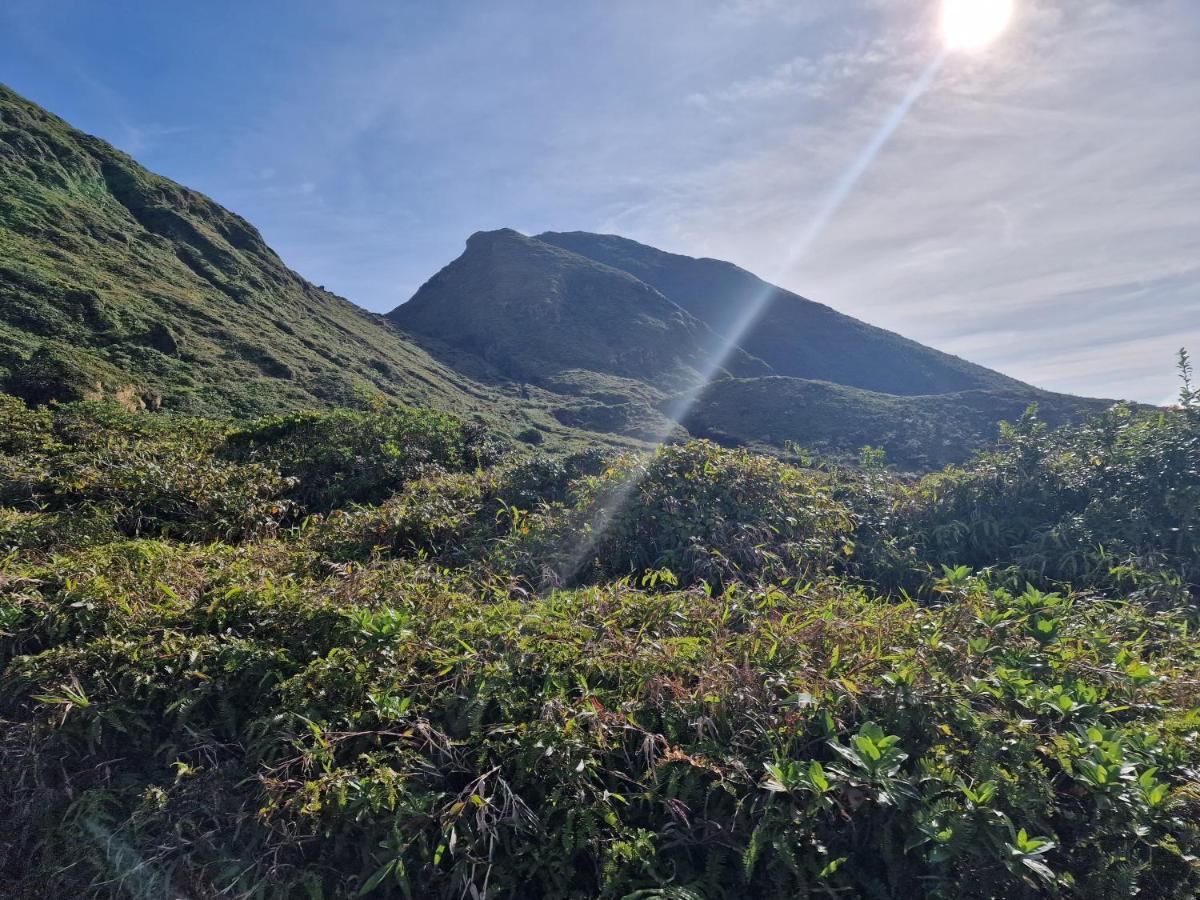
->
[1178,348,1197,411]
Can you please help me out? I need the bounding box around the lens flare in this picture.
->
[941,0,1015,51]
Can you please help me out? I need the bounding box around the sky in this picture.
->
[2,0,1197,403]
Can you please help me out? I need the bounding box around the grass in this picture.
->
[1,83,1196,897]
[536,231,1027,397]
[680,377,1116,469]
[0,85,641,456]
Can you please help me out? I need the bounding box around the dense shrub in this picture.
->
[864,403,1200,601]
[2,394,1199,899]
[2,553,1198,899]
[0,394,54,454]
[55,439,293,541]
[223,405,505,512]
[0,507,119,555]
[308,451,610,566]
[310,468,504,563]
[508,440,852,588]
[3,345,97,405]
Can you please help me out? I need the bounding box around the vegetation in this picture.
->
[2,375,1198,899]
[388,228,766,391]
[680,377,1112,470]
[1,81,1195,900]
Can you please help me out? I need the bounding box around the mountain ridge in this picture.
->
[0,83,639,454]
[387,228,769,392]
[1,83,1116,467]
[536,229,1023,396]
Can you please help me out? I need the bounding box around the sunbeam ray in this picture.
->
[554,52,949,584]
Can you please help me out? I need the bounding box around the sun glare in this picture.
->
[941,0,1015,51]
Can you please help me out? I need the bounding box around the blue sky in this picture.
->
[2,0,1197,403]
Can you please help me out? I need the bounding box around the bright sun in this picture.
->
[941,0,1015,51]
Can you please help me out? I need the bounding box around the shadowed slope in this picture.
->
[389,229,767,393]
[538,230,1025,396]
[679,376,1116,469]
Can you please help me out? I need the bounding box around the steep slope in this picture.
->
[0,84,513,420]
[390,226,1109,463]
[538,231,1024,396]
[388,228,767,393]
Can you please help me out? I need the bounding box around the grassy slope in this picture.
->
[0,84,1114,466]
[681,376,1116,469]
[0,86,546,431]
[538,230,1029,397]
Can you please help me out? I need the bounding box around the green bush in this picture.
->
[0,394,54,454]
[0,507,118,555]
[2,554,1197,899]
[866,403,1200,601]
[55,439,293,541]
[0,401,286,542]
[3,345,96,405]
[309,468,503,563]
[509,440,853,588]
[223,405,505,512]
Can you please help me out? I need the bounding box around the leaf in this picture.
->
[1020,855,1056,883]
[808,760,830,792]
[818,856,848,879]
[357,860,396,896]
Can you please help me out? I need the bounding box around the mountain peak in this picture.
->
[465,227,527,247]
[1,85,1103,463]
[388,231,764,390]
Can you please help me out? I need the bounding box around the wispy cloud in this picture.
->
[577,0,1200,402]
[8,0,1192,401]
[120,122,194,156]
[712,0,833,26]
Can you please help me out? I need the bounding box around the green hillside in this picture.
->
[0,84,514,421]
[681,376,1115,469]
[389,227,1108,464]
[1,83,1197,900]
[388,228,768,392]
[0,82,1112,468]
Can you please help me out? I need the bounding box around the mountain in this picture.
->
[388,228,768,392]
[0,84,522,423]
[537,231,1020,396]
[391,229,1110,463]
[1,84,1112,466]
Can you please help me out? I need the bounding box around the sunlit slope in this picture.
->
[538,230,1026,396]
[0,83,1110,465]
[0,84,511,419]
